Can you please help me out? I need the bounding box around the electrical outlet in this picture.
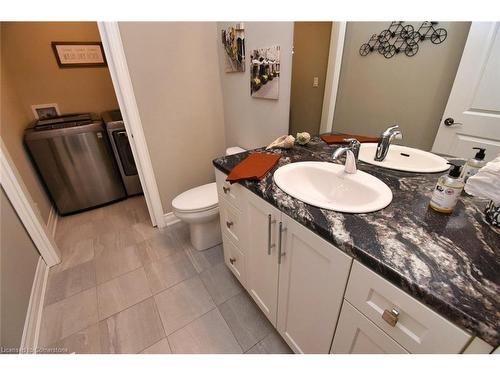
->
[313,77,319,88]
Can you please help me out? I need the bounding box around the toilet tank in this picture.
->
[226,146,246,156]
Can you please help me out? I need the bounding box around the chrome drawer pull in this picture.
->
[382,308,400,327]
[267,214,276,255]
[229,257,236,265]
[278,222,286,264]
[226,221,234,228]
[223,186,230,194]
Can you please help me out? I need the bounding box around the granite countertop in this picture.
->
[213,137,500,348]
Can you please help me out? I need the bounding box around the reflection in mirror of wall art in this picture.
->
[221,24,245,72]
[250,45,280,100]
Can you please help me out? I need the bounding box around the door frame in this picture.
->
[98,22,166,228]
[0,139,61,266]
[319,22,347,134]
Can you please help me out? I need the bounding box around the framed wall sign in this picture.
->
[51,41,107,68]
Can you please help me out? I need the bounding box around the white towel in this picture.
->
[464,155,500,204]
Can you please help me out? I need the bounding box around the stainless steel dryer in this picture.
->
[24,114,126,215]
[102,110,143,196]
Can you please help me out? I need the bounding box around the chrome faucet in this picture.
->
[374,125,403,162]
[332,138,361,174]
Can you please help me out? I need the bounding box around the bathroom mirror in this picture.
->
[289,21,472,152]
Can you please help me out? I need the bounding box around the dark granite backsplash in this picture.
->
[213,137,500,348]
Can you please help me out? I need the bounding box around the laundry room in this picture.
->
[1,22,143,225]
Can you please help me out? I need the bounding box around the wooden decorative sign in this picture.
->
[51,42,107,68]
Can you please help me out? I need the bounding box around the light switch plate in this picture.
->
[313,77,319,87]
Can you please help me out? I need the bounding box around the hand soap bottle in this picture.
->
[429,163,465,214]
[461,147,486,182]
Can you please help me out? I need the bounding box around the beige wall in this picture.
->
[217,22,294,150]
[119,22,226,213]
[290,22,332,136]
[1,187,41,349]
[1,22,118,222]
[333,22,471,150]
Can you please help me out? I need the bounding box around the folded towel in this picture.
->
[226,152,281,184]
[464,155,500,204]
[320,133,379,144]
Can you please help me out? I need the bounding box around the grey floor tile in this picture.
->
[144,251,197,294]
[140,338,172,354]
[99,298,165,354]
[200,262,243,305]
[97,267,152,320]
[93,229,138,257]
[154,276,215,335]
[168,309,242,354]
[246,331,293,354]
[51,237,95,273]
[185,244,224,273]
[39,288,98,347]
[135,231,183,264]
[45,260,96,306]
[132,220,160,243]
[54,324,101,354]
[94,243,142,284]
[219,292,273,351]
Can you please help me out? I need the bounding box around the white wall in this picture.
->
[217,22,294,150]
[119,22,226,213]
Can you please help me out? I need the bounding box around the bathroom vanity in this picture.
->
[212,137,500,354]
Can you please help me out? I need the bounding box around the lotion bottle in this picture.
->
[429,163,465,214]
[461,147,486,182]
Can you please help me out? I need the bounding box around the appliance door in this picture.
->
[25,123,126,215]
[113,130,138,176]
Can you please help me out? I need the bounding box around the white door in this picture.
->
[330,301,408,354]
[277,214,352,353]
[432,22,500,161]
[244,191,281,326]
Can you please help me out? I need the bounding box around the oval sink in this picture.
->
[273,161,392,213]
[358,143,449,173]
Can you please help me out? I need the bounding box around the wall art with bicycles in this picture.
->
[359,21,448,59]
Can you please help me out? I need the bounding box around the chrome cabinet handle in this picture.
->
[382,308,400,327]
[278,222,286,264]
[267,214,275,255]
[229,257,236,265]
[223,186,230,194]
[226,221,234,228]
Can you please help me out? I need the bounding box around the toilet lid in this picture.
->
[172,182,218,213]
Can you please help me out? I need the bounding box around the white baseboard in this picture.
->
[163,212,181,227]
[46,205,58,237]
[20,257,49,354]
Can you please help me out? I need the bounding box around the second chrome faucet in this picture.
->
[375,125,403,161]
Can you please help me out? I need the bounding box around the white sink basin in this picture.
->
[273,161,393,213]
[358,143,449,173]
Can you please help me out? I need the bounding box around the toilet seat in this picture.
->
[172,182,218,213]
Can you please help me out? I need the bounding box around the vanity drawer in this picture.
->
[219,200,243,249]
[222,234,246,285]
[215,169,242,210]
[345,261,471,353]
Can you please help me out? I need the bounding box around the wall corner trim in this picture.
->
[46,205,58,238]
[163,212,181,227]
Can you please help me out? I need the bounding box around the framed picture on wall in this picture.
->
[31,103,60,120]
[51,42,107,68]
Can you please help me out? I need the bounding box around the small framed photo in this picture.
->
[51,42,107,68]
[31,103,61,120]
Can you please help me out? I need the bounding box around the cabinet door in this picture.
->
[277,214,352,353]
[331,301,408,354]
[245,190,281,326]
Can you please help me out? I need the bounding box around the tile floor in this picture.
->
[39,196,292,354]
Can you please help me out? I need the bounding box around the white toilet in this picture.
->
[172,146,246,251]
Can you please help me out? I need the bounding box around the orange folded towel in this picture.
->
[226,152,281,184]
[320,133,379,144]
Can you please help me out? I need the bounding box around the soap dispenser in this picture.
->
[461,147,486,182]
[429,163,465,214]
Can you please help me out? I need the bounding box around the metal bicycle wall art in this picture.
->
[359,21,447,59]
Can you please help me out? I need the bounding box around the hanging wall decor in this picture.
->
[359,21,447,59]
[250,45,280,100]
[221,23,245,72]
